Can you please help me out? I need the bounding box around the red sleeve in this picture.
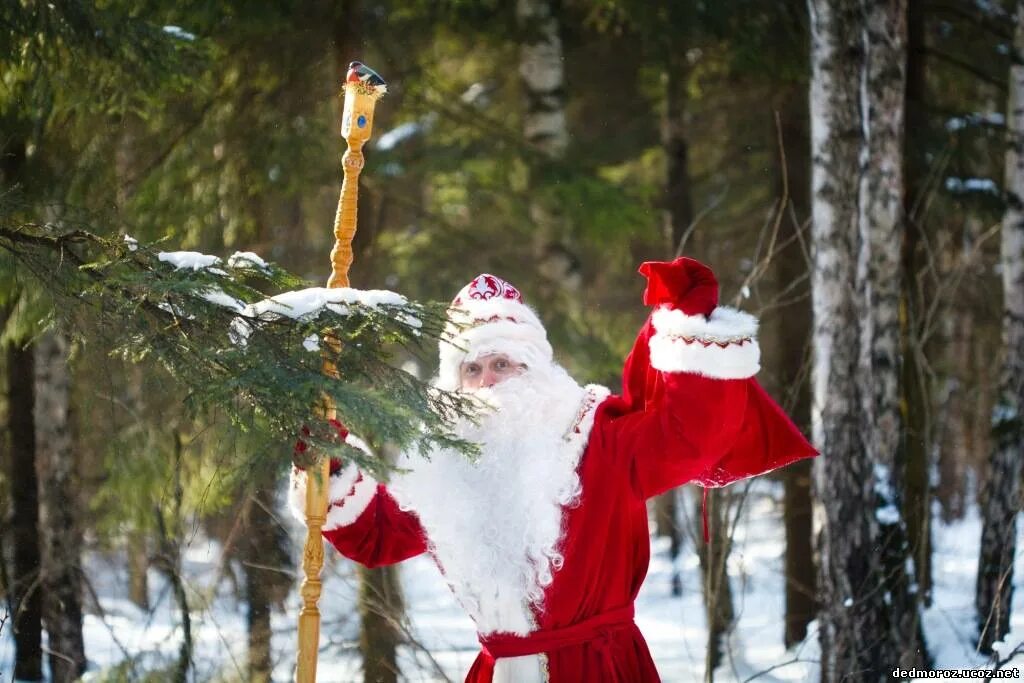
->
[322,484,428,568]
[289,464,427,568]
[616,370,752,500]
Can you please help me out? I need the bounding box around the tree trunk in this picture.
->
[653,47,695,597]
[662,51,695,256]
[242,465,290,683]
[654,490,684,596]
[976,0,1024,654]
[7,339,44,682]
[809,0,926,677]
[935,310,971,523]
[154,430,192,683]
[34,329,86,682]
[696,488,734,680]
[809,1,885,676]
[244,524,273,682]
[858,0,927,670]
[772,82,818,650]
[127,530,150,610]
[358,442,405,683]
[901,0,934,606]
[358,564,403,683]
[517,0,568,158]
[518,0,579,294]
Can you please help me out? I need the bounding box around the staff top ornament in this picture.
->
[346,61,388,92]
[341,61,387,142]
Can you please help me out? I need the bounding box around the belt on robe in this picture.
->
[478,604,635,679]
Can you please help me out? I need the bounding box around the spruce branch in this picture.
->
[0,214,476,478]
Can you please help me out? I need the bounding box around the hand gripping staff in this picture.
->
[296,61,386,683]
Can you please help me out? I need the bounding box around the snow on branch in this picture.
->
[0,217,476,477]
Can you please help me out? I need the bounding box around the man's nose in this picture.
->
[481,367,500,387]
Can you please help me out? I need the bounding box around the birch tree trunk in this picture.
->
[517,0,568,158]
[975,0,1024,653]
[34,328,86,682]
[858,0,926,669]
[518,0,578,293]
[809,1,880,674]
[7,338,44,682]
[809,0,925,677]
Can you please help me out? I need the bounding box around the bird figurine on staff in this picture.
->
[296,60,386,683]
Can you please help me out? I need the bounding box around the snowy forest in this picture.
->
[1,0,1023,681]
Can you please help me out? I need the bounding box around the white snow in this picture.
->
[162,25,196,41]
[156,301,193,319]
[241,287,408,322]
[227,251,270,271]
[944,177,1000,195]
[4,476,1020,681]
[303,334,320,352]
[226,287,415,349]
[944,112,1005,132]
[228,317,252,347]
[198,287,246,313]
[376,122,423,151]
[158,251,222,271]
[123,234,138,252]
[876,503,901,525]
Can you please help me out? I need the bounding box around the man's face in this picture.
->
[459,353,527,392]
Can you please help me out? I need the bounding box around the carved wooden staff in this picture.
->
[296,61,386,683]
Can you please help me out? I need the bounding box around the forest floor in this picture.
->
[2,478,1021,682]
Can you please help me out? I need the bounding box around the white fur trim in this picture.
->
[651,305,758,342]
[287,432,379,529]
[493,656,545,683]
[563,384,611,459]
[344,432,373,457]
[437,299,553,391]
[323,470,378,529]
[649,305,761,379]
[450,296,546,331]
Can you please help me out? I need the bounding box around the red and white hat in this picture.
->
[437,274,553,390]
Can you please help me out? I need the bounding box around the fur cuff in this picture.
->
[649,306,760,379]
[288,433,379,529]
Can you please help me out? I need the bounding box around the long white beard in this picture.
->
[391,365,586,636]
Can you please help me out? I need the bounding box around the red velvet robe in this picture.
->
[293,258,818,682]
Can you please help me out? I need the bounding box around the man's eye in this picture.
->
[495,359,508,369]
[465,364,481,375]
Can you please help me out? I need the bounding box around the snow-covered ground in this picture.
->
[2,479,1021,682]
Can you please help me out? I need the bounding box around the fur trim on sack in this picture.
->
[649,305,761,379]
